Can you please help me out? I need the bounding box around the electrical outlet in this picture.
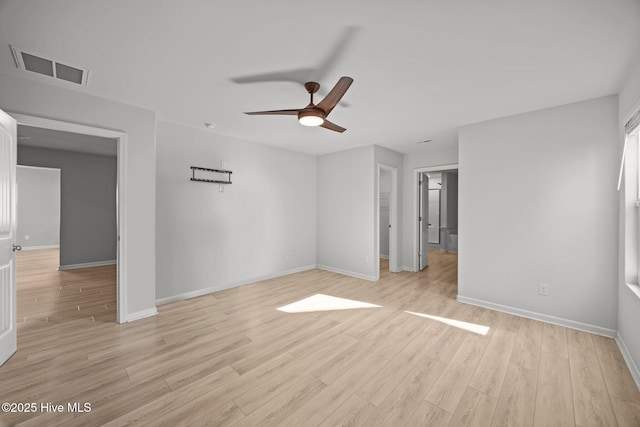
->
[221,160,226,169]
[538,283,549,296]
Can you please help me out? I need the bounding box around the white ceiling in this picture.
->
[1,0,639,156]
[17,125,117,157]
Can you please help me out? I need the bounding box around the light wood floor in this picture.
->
[1,249,640,426]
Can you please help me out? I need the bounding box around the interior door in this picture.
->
[419,173,429,270]
[0,109,17,367]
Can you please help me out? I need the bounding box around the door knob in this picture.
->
[12,244,21,252]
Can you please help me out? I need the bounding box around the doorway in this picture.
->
[11,113,127,323]
[377,164,399,276]
[415,165,458,272]
[16,125,119,326]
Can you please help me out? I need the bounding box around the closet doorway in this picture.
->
[377,164,399,276]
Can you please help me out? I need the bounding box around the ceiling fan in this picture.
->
[245,76,353,132]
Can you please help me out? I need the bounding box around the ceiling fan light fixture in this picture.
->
[298,110,325,127]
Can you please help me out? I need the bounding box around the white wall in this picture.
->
[155,121,317,301]
[317,145,375,279]
[0,72,156,318]
[458,95,619,334]
[618,52,640,383]
[402,142,458,270]
[16,166,60,248]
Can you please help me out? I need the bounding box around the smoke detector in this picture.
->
[10,45,89,86]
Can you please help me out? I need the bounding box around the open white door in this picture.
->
[419,173,429,270]
[0,109,17,367]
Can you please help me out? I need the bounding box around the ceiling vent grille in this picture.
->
[10,45,89,86]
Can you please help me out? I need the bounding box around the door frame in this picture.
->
[413,164,458,272]
[10,113,128,324]
[376,164,399,276]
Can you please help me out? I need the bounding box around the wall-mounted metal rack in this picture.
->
[190,166,233,184]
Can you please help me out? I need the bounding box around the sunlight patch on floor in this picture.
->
[405,311,490,335]
[277,294,382,313]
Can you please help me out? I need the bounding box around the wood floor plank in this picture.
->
[469,328,517,398]
[567,329,618,427]
[404,400,453,427]
[490,363,537,427]
[592,334,640,404]
[425,334,489,413]
[448,387,498,427]
[317,394,374,427]
[278,350,389,426]
[230,375,326,427]
[540,322,568,358]
[510,318,543,371]
[533,352,575,427]
[364,356,446,427]
[356,320,443,406]
[610,397,640,427]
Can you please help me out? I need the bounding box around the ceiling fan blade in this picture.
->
[231,26,359,86]
[309,26,359,82]
[320,119,346,133]
[316,77,353,116]
[245,109,300,116]
[231,69,313,85]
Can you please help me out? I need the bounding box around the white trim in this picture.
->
[380,255,389,259]
[456,295,617,338]
[316,264,377,282]
[615,332,640,391]
[10,113,128,324]
[126,308,158,322]
[413,164,459,272]
[16,165,61,172]
[58,260,116,270]
[402,265,415,272]
[21,245,59,251]
[156,265,317,305]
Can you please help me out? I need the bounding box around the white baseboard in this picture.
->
[380,255,389,259]
[21,244,59,251]
[402,265,415,272]
[616,332,640,391]
[58,260,116,270]
[126,308,158,322]
[156,264,317,306]
[316,264,377,282]
[456,295,617,338]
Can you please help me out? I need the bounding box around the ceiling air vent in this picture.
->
[10,45,89,86]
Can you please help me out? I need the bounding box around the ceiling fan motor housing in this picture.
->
[298,108,326,126]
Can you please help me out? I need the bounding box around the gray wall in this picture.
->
[155,121,317,301]
[18,146,117,267]
[458,95,619,334]
[444,172,458,229]
[16,166,60,248]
